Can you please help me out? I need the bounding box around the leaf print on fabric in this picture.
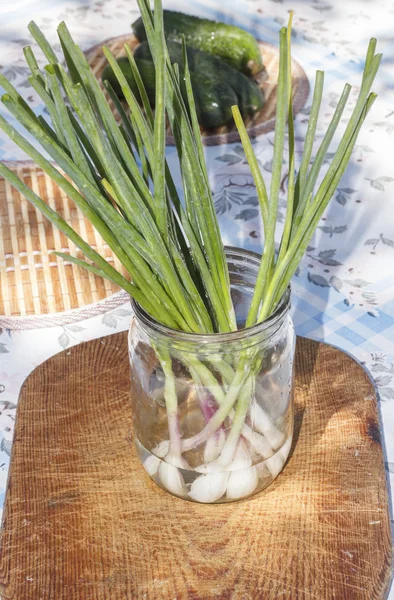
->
[0,343,9,354]
[300,106,312,116]
[321,151,336,165]
[371,364,394,373]
[112,308,132,317]
[102,314,117,328]
[307,248,342,266]
[343,279,370,288]
[305,267,377,310]
[354,144,373,160]
[67,325,85,333]
[329,275,343,292]
[58,331,70,349]
[57,324,86,348]
[365,238,380,248]
[243,196,259,207]
[235,208,260,221]
[370,355,394,400]
[375,375,393,387]
[379,387,394,400]
[216,154,243,165]
[382,236,394,248]
[335,188,356,205]
[312,4,333,12]
[364,234,394,251]
[319,224,348,237]
[365,176,394,191]
[0,65,30,83]
[373,121,394,134]
[361,291,378,306]
[0,439,11,456]
[102,307,132,329]
[232,145,246,158]
[307,272,330,287]
[317,249,342,266]
[356,145,373,153]
[213,189,249,216]
[371,353,387,365]
[13,39,32,46]
[328,92,340,109]
[215,146,247,166]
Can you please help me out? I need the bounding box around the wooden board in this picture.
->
[0,334,391,599]
[87,34,310,146]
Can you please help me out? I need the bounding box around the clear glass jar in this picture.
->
[128,247,295,503]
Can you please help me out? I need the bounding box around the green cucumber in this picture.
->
[102,57,155,105]
[134,40,264,118]
[102,56,237,129]
[132,10,262,77]
[191,78,238,129]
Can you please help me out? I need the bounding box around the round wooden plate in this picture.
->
[86,34,310,146]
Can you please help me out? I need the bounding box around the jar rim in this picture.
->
[131,246,291,344]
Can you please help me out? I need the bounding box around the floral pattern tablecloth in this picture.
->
[1,0,394,591]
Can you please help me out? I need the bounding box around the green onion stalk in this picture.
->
[0,0,380,502]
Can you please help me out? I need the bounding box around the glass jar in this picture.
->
[128,247,295,503]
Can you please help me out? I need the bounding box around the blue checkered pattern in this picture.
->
[292,281,394,357]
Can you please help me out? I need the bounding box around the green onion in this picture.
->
[0,3,381,501]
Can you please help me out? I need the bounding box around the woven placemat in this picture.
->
[0,165,129,323]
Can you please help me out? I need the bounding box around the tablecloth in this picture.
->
[1,0,393,592]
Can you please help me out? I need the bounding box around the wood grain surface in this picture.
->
[0,334,391,599]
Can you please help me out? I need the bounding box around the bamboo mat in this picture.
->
[0,165,128,322]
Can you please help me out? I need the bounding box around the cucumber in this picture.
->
[102,57,156,105]
[134,40,264,118]
[132,10,262,77]
[101,56,238,129]
[191,78,238,129]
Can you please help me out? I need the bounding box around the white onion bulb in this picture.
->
[143,454,161,476]
[204,428,226,463]
[189,472,229,503]
[241,425,274,460]
[279,434,293,462]
[265,451,285,478]
[158,461,187,497]
[248,403,285,449]
[227,465,259,500]
[153,440,170,458]
[226,439,259,500]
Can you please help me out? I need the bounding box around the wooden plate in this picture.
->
[86,33,310,146]
[0,335,391,599]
